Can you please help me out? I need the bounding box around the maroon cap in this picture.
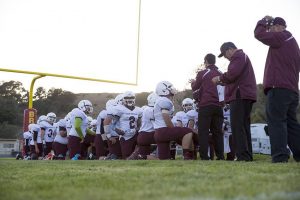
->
[218,42,237,58]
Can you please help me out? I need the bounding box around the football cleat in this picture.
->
[43,153,55,160]
[56,154,65,160]
[23,155,31,160]
[104,153,118,160]
[88,153,96,160]
[71,154,81,160]
[15,153,23,160]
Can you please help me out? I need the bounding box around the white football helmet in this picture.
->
[147,92,158,107]
[78,100,93,114]
[115,94,124,105]
[123,91,135,107]
[57,119,66,127]
[182,98,194,112]
[37,115,47,125]
[46,112,57,124]
[28,123,35,132]
[155,81,177,96]
[106,99,116,110]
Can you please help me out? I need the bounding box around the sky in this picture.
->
[0,0,300,95]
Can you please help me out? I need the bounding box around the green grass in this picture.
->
[0,155,300,200]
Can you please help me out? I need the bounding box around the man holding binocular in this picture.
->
[254,16,300,163]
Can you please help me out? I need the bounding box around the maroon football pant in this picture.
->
[94,134,108,159]
[137,132,156,156]
[44,142,53,155]
[53,142,68,157]
[154,127,193,160]
[120,134,138,159]
[68,135,81,159]
[107,137,122,158]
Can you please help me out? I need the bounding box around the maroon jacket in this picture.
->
[191,65,223,107]
[254,19,300,94]
[219,50,257,103]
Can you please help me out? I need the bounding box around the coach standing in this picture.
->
[212,42,257,161]
[254,16,300,163]
[191,53,224,160]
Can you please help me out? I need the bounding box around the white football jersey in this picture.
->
[153,96,174,129]
[186,109,198,130]
[174,111,189,127]
[40,120,56,142]
[114,104,143,140]
[29,124,42,145]
[54,124,68,145]
[66,119,72,135]
[106,106,120,137]
[96,109,107,135]
[69,108,89,138]
[139,106,155,133]
[23,131,32,140]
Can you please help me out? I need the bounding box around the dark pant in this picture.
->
[68,135,81,159]
[137,132,156,156]
[198,105,224,160]
[120,134,138,159]
[154,127,193,160]
[266,88,300,162]
[107,137,122,158]
[80,134,95,158]
[53,142,68,157]
[230,99,253,161]
[30,144,43,157]
[226,135,235,161]
[94,134,108,159]
[44,142,53,155]
[24,139,30,156]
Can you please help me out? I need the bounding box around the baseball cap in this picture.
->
[270,17,286,27]
[218,42,237,58]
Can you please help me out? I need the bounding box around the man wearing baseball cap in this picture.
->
[255,16,300,163]
[212,42,257,161]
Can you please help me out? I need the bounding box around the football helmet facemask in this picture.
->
[78,100,93,114]
[155,81,177,96]
[123,91,135,107]
[182,98,194,112]
[46,112,57,124]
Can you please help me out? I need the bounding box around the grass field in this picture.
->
[0,155,299,200]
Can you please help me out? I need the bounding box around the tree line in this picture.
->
[0,80,299,139]
[0,81,77,139]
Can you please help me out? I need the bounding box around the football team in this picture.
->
[18,80,233,161]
